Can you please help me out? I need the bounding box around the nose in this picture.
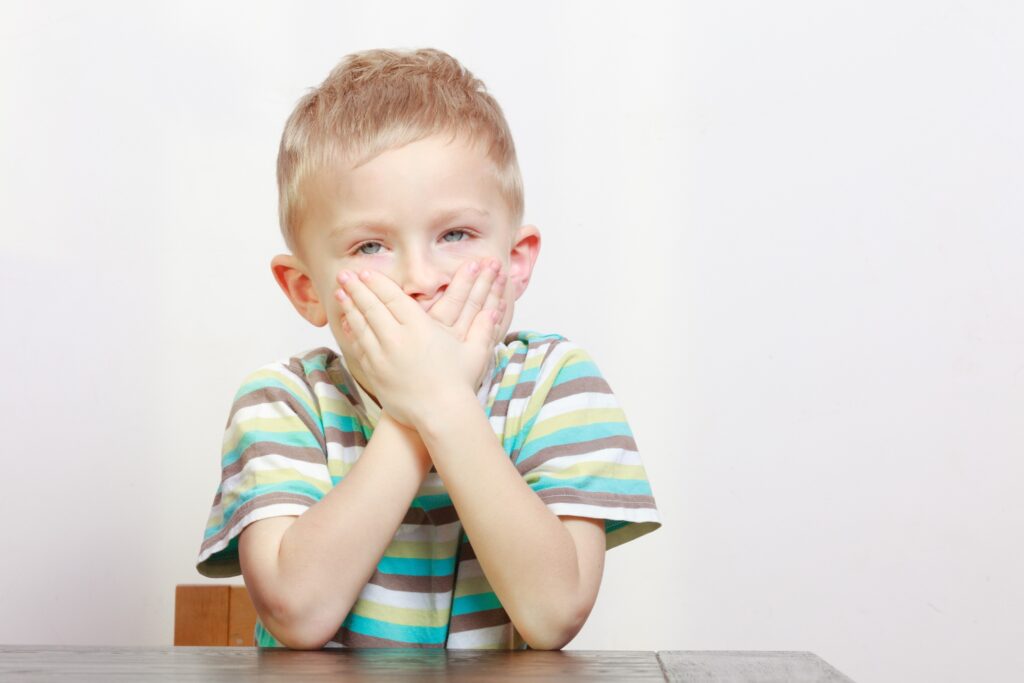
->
[396,251,449,305]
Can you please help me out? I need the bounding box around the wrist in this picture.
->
[378,410,431,470]
[409,388,481,441]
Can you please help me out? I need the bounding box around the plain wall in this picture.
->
[2,2,1021,682]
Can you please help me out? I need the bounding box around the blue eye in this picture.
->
[356,242,383,255]
[443,229,469,243]
[354,230,468,255]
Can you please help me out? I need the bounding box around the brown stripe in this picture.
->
[200,493,311,553]
[536,487,658,509]
[400,504,460,526]
[458,541,477,562]
[288,352,328,412]
[515,435,638,474]
[367,571,455,593]
[322,349,367,410]
[544,375,612,403]
[488,399,510,419]
[222,441,326,480]
[449,606,511,633]
[228,385,326,454]
[299,346,334,362]
[486,379,531,422]
[536,337,563,368]
[325,426,368,448]
[334,627,443,648]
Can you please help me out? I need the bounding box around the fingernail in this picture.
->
[339,271,350,284]
[335,289,348,301]
[468,261,480,274]
[489,259,501,271]
[359,270,370,280]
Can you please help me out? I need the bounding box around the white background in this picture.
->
[2,2,1022,681]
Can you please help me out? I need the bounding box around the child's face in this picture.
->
[291,132,535,362]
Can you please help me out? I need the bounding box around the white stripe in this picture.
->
[453,558,484,579]
[357,581,453,611]
[446,623,515,648]
[534,389,621,421]
[529,447,644,471]
[198,503,309,564]
[391,519,462,542]
[223,399,311,447]
[545,502,663,524]
[219,452,331,496]
[259,360,317,401]
[531,339,579,386]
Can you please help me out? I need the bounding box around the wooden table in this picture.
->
[0,645,854,681]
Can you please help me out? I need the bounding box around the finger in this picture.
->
[337,270,400,337]
[468,306,502,348]
[428,259,481,327]
[485,270,508,320]
[485,270,509,345]
[454,258,500,338]
[353,269,425,327]
[335,284,381,358]
[492,290,508,346]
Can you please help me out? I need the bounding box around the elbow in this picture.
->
[520,605,587,651]
[260,594,343,650]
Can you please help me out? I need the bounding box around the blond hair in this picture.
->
[276,47,524,253]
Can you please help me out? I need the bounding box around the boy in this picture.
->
[195,47,661,650]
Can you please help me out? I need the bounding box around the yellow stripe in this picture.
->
[453,576,493,598]
[351,599,449,627]
[524,407,627,441]
[223,415,314,453]
[384,539,460,560]
[218,468,330,510]
[519,349,591,426]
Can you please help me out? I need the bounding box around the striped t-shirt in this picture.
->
[195,330,662,648]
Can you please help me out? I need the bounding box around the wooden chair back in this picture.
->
[174,584,257,646]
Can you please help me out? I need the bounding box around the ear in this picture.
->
[508,224,541,300]
[270,254,328,327]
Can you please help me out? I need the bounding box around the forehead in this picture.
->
[304,133,509,232]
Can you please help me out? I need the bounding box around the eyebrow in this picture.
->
[331,207,491,237]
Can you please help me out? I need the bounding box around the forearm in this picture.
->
[414,391,585,650]
[269,412,432,646]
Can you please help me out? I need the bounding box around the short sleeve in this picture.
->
[196,362,332,578]
[510,339,662,550]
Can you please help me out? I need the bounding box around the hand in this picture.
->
[427,258,509,346]
[334,268,504,430]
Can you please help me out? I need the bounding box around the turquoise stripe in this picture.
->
[254,619,283,647]
[300,353,330,375]
[322,412,362,433]
[222,430,323,467]
[344,612,447,644]
[412,492,454,512]
[504,409,540,455]
[452,591,502,616]
[527,473,653,497]
[220,481,323,526]
[377,555,457,577]
[516,422,633,463]
[551,359,599,385]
